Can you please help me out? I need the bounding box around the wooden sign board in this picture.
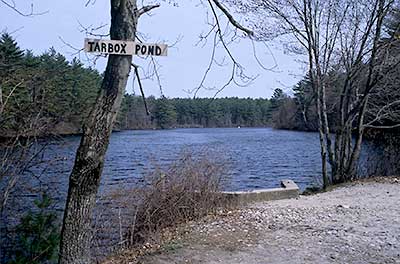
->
[84,38,167,56]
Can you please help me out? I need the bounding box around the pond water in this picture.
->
[2,127,378,261]
[3,127,328,218]
[45,127,324,193]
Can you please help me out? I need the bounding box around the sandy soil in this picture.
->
[136,179,400,264]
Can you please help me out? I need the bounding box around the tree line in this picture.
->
[0,33,277,136]
[2,28,399,138]
[118,95,273,129]
[3,25,398,137]
[0,33,102,137]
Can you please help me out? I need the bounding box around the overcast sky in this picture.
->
[0,0,306,98]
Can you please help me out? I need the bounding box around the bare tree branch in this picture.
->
[187,0,257,98]
[211,0,253,36]
[1,0,48,16]
[138,4,160,17]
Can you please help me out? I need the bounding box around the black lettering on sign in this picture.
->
[148,46,155,55]
[101,43,107,53]
[115,44,120,53]
[155,46,162,56]
[88,41,94,51]
[132,44,165,56]
[108,43,114,53]
[88,42,95,51]
[94,42,101,52]
[120,43,127,54]
[141,45,147,55]
[135,44,141,54]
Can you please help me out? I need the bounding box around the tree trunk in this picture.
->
[316,80,330,189]
[0,83,3,108]
[346,98,368,179]
[309,66,330,188]
[58,1,137,263]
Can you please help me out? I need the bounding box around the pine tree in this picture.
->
[270,88,286,112]
[154,96,177,129]
[0,33,25,129]
[0,33,24,70]
[9,194,60,264]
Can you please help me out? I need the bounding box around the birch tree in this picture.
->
[227,0,399,187]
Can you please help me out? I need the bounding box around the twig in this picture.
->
[1,0,48,16]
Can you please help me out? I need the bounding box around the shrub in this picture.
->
[94,148,229,256]
[8,193,59,264]
[125,149,229,245]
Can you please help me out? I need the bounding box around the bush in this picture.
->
[8,193,59,264]
[125,150,228,245]
[94,149,229,258]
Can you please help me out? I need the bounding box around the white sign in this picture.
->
[134,42,168,56]
[84,38,168,56]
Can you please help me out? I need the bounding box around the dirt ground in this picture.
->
[131,178,400,264]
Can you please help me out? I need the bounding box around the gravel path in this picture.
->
[139,179,400,264]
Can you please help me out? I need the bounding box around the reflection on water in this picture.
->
[2,128,325,216]
[22,128,325,195]
[3,127,378,261]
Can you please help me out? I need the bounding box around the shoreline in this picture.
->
[0,125,276,141]
[104,176,400,264]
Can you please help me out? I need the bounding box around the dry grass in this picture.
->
[93,149,231,262]
[125,150,228,245]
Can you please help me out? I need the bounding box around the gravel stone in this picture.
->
[135,180,400,264]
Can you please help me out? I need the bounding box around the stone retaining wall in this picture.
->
[221,180,299,205]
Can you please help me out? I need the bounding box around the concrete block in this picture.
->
[220,179,299,206]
